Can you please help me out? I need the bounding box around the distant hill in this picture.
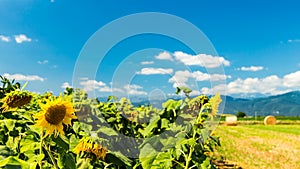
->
[222,91,300,116]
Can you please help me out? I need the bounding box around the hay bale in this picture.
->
[225,116,237,126]
[264,115,276,125]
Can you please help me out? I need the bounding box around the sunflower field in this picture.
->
[0,76,222,169]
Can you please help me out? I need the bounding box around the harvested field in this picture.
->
[214,125,300,169]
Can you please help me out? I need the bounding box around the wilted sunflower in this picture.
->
[209,93,222,115]
[1,90,32,112]
[74,138,107,160]
[34,94,77,137]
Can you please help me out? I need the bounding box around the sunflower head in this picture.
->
[34,94,77,137]
[209,93,222,115]
[1,90,32,112]
[74,138,107,160]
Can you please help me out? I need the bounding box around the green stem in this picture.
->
[173,159,185,168]
[45,144,59,169]
[39,132,44,168]
[184,107,205,169]
[184,130,197,169]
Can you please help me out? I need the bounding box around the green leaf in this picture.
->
[106,117,116,123]
[76,158,93,169]
[176,87,192,95]
[58,152,76,169]
[20,81,28,91]
[107,96,117,102]
[29,162,38,169]
[0,146,14,161]
[69,135,79,151]
[161,118,169,129]
[65,152,76,169]
[0,156,30,168]
[139,143,159,169]
[140,117,160,137]
[105,151,132,167]
[97,126,118,136]
[175,87,181,95]
[27,125,41,136]
[200,157,212,169]
[181,86,192,94]
[174,146,182,160]
[26,154,45,163]
[162,100,182,111]
[201,129,209,141]
[20,135,39,154]
[6,137,19,150]
[53,135,69,150]
[152,151,173,169]
[178,138,196,147]
[78,123,93,136]
[3,119,16,131]
[72,122,81,133]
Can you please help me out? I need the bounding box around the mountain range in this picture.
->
[222,91,300,116]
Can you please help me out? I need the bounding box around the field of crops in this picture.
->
[0,77,224,168]
[2,76,300,169]
[214,124,300,169]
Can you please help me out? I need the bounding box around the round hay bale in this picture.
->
[264,115,276,125]
[225,116,237,126]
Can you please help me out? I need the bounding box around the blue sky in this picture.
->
[1,0,300,99]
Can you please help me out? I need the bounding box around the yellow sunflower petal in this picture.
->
[34,94,76,137]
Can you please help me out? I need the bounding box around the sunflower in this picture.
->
[1,89,32,112]
[34,94,77,137]
[209,93,222,115]
[74,138,107,160]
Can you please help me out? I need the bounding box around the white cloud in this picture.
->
[155,51,173,61]
[201,84,228,95]
[124,84,147,95]
[141,61,154,65]
[0,35,10,42]
[14,34,32,43]
[168,70,191,88]
[3,73,44,82]
[283,71,300,88]
[61,82,72,89]
[79,80,106,92]
[124,84,142,90]
[37,60,49,65]
[80,77,89,81]
[169,70,230,88]
[203,71,300,96]
[98,86,123,93]
[137,68,173,75]
[287,39,300,43]
[78,78,146,95]
[226,76,283,95]
[173,51,230,68]
[193,71,231,81]
[189,90,201,96]
[237,66,264,72]
[96,84,146,95]
[51,65,58,69]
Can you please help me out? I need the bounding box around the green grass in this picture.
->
[245,125,300,135]
[214,124,300,169]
